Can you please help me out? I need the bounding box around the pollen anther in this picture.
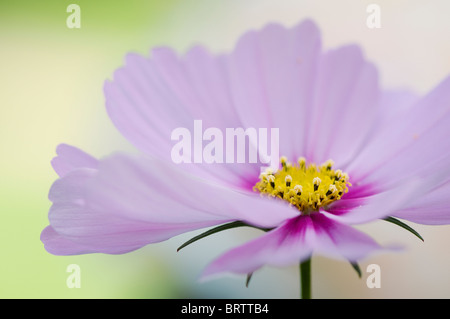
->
[285,175,292,187]
[313,177,321,191]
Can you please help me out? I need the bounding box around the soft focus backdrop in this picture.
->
[1,0,450,298]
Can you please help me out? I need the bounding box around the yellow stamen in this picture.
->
[253,157,351,214]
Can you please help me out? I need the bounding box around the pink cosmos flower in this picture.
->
[41,20,450,295]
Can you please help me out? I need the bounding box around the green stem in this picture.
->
[300,258,311,299]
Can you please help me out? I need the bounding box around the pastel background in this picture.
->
[1,0,450,298]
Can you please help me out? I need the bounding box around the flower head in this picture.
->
[41,20,450,286]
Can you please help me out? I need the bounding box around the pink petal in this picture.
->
[104,50,261,189]
[45,167,227,255]
[377,89,418,127]
[325,77,450,225]
[305,45,380,167]
[393,180,450,225]
[40,226,96,255]
[85,154,298,227]
[225,20,322,161]
[321,180,420,224]
[51,144,98,177]
[324,151,450,224]
[201,213,388,279]
[43,153,299,255]
[347,76,450,188]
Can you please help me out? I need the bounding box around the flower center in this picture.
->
[253,157,351,213]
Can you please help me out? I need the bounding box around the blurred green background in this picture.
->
[1,0,450,298]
